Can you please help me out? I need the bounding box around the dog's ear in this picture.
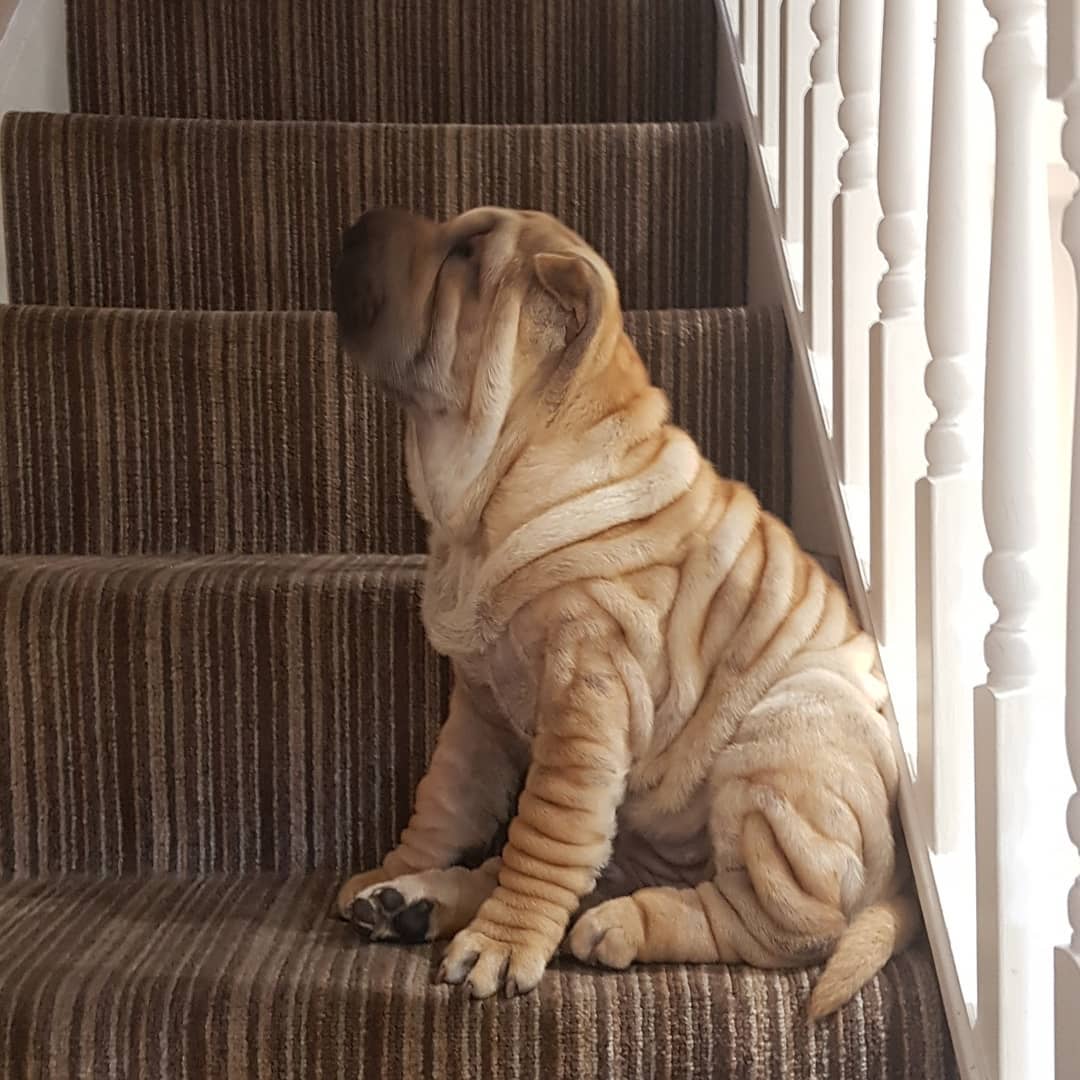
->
[533,252,599,345]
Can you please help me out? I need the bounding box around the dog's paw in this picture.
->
[341,866,495,945]
[568,897,644,969]
[346,882,437,944]
[437,927,550,999]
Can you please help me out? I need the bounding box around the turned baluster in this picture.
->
[868,0,934,651]
[832,0,885,489]
[915,0,988,853]
[780,0,815,273]
[741,0,759,112]
[758,0,782,173]
[803,0,843,409]
[975,2,1054,1077]
[1047,4,1080,1076]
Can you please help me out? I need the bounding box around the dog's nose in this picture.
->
[333,208,435,343]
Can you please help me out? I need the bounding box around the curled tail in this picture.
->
[807,893,922,1020]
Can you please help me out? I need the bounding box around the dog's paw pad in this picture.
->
[347,883,437,944]
[392,898,434,942]
[347,896,378,930]
[375,887,404,913]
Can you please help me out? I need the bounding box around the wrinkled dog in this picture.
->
[332,207,916,1017]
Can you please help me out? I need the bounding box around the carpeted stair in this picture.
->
[0,1,958,1076]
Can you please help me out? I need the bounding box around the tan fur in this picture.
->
[332,207,918,1013]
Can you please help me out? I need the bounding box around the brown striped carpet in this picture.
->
[0,0,959,1073]
[66,0,719,124]
[0,304,789,555]
[0,873,956,1080]
[0,113,747,313]
[0,554,442,878]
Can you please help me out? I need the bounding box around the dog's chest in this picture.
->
[422,545,546,739]
[421,546,489,657]
[454,627,541,741]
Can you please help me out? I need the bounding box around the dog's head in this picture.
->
[332,207,624,421]
[333,207,663,534]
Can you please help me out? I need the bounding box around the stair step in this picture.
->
[0,304,790,556]
[0,553,447,876]
[0,873,956,1080]
[0,306,424,556]
[67,0,719,125]
[0,113,747,313]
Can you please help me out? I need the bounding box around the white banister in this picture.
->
[832,0,885,489]
[868,0,933,650]
[915,0,988,854]
[1047,6,1080,1076]
[780,0,815,279]
[741,0,759,112]
[803,0,843,409]
[976,2,1054,1078]
[724,0,1080,1073]
[758,0,781,169]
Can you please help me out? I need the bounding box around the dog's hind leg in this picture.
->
[568,810,918,1018]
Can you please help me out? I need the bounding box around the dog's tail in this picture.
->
[807,893,922,1020]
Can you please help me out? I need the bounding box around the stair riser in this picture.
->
[0,557,447,876]
[0,307,790,555]
[0,307,424,555]
[1,114,747,313]
[68,0,719,124]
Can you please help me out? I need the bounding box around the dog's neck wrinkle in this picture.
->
[413,326,699,658]
[407,410,522,548]
[407,330,641,546]
[479,378,671,540]
[417,347,671,558]
[422,416,702,660]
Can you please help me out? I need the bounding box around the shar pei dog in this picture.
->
[331,206,917,1018]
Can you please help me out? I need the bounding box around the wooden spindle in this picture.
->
[869,0,933,650]
[976,2,1054,1077]
[916,0,987,853]
[832,0,885,488]
[803,0,843,408]
[781,0,815,273]
[1048,4,1080,1075]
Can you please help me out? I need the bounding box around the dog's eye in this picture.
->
[449,239,474,260]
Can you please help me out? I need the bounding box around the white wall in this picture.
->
[0,0,69,302]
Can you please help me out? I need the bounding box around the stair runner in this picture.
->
[0,1,958,1077]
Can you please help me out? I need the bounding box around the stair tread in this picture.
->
[0,872,957,1080]
[67,0,718,125]
[0,304,790,556]
[1,112,747,313]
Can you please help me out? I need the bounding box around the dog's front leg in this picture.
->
[438,643,630,998]
[336,675,526,919]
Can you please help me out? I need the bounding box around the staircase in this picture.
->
[0,2,957,1076]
